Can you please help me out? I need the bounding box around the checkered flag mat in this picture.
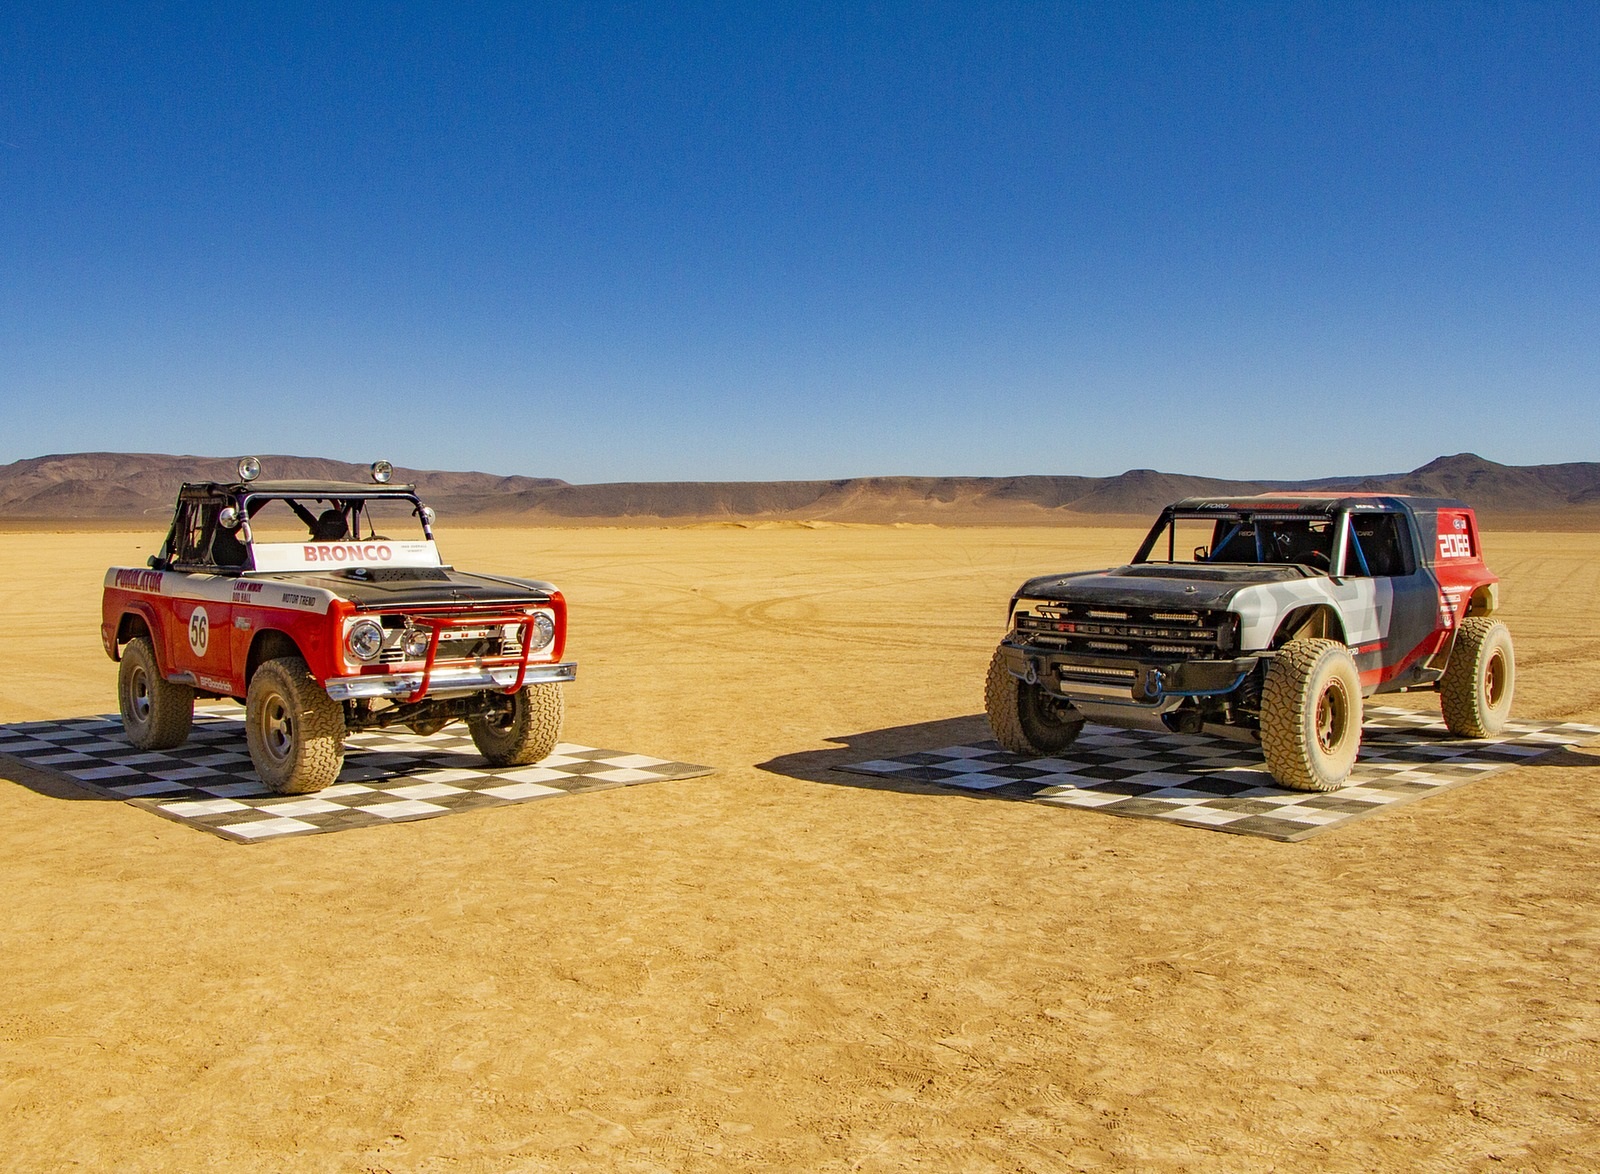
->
[839,707,1600,841]
[0,708,712,843]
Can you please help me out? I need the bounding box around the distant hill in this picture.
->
[0,451,1594,524]
[0,453,567,521]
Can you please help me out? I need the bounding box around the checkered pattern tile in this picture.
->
[0,708,712,843]
[839,707,1600,841]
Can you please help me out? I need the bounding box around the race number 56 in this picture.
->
[188,606,210,657]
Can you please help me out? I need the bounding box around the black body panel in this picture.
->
[1017,564,1309,611]
[251,568,557,610]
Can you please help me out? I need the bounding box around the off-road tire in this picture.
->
[118,636,194,750]
[245,656,346,794]
[468,683,563,766]
[1440,617,1515,738]
[1261,638,1363,791]
[985,646,1084,756]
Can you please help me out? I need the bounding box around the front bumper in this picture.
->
[324,660,577,701]
[997,641,1259,709]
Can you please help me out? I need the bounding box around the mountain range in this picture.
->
[0,451,1595,524]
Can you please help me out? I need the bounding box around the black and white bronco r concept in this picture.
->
[986,494,1514,791]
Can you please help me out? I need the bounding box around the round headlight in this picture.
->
[370,460,393,484]
[238,457,261,482]
[402,627,432,659]
[218,506,241,529]
[346,618,384,662]
[530,612,556,651]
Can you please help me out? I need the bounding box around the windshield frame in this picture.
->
[1132,507,1352,573]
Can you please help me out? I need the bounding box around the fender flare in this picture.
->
[245,628,308,685]
[1271,604,1348,648]
[111,602,164,665]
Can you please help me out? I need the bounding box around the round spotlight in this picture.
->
[402,627,432,659]
[218,506,241,530]
[238,457,261,482]
[419,506,435,525]
[370,460,393,484]
[346,618,384,662]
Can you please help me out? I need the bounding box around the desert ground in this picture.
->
[2,522,1599,1173]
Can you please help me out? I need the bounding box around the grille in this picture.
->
[1015,604,1229,659]
[377,629,515,664]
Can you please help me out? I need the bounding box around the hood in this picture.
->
[1018,563,1313,610]
[252,566,558,609]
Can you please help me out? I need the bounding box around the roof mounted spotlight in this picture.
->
[238,456,262,482]
[370,460,393,484]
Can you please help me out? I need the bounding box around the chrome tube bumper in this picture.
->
[324,661,577,701]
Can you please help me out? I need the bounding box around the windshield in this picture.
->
[1137,511,1337,570]
[243,495,431,543]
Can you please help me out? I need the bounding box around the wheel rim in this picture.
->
[128,665,151,724]
[1484,650,1507,708]
[1315,679,1350,754]
[258,693,293,762]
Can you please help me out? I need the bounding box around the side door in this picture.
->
[1346,510,1438,687]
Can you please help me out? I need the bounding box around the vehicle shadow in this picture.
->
[755,713,997,796]
[753,715,1600,800]
[0,755,117,802]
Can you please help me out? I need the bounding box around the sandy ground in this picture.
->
[2,523,1598,1173]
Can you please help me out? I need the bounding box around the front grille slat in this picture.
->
[377,634,510,664]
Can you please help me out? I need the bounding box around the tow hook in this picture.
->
[1134,666,1165,702]
[1023,658,1042,686]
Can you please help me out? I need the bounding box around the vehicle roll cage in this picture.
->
[1133,508,1376,577]
[234,491,438,543]
[154,484,439,571]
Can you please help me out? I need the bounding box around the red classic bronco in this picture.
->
[102,458,576,794]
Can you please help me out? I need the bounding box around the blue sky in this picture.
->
[3,2,1596,483]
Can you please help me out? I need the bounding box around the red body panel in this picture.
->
[1359,506,1497,691]
[103,571,566,698]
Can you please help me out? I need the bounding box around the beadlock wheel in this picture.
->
[1260,638,1363,792]
[1440,617,1515,738]
[984,646,1084,756]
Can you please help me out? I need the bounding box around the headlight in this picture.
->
[402,628,432,659]
[346,619,384,662]
[238,456,261,482]
[529,612,556,651]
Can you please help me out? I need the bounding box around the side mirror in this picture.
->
[1193,545,1209,562]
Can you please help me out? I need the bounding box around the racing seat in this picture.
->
[311,509,348,541]
[1210,527,1258,562]
[211,525,248,568]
